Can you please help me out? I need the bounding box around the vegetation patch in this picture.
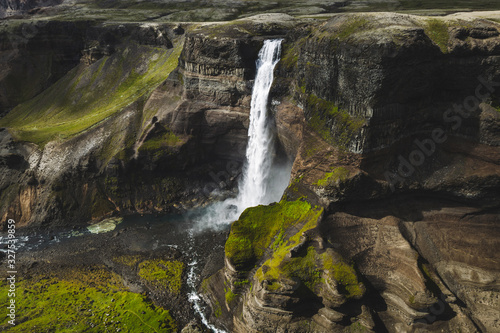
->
[258,243,363,299]
[0,268,176,332]
[225,288,238,305]
[225,199,323,270]
[321,252,364,299]
[331,17,370,41]
[280,37,307,71]
[114,255,143,267]
[138,259,184,295]
[314,167,350,187]
[213,300,222,318]
[423,19,450,53]
[0,42,183,147]
[139,130,181,152]
[304,93,364,150]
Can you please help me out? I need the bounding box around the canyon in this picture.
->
[0,3,499,333]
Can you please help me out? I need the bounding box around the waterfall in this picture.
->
[237,39,283,208]
[193,39,287,230]
[187,39,289,333]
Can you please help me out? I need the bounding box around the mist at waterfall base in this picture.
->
[191,39,291,231]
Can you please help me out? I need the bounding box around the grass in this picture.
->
[138,259,184,295]
[225,199,323,270]
[0,267,176,332]
[423,19,450,53]
[139,130,181,151]
[333,17,370,41]
[0,42,183,147]
[314,167,350,187]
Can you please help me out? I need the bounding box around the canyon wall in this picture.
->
[199,13,500,333]
[0,12,499,332]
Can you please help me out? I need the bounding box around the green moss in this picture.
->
[254,208,323,284]
[225,288,238,305]
[138,259,184,295]
[0,269,176,332]
[424,19,450,53]
[0,42,183,147]
[266,281,282,291]
[314,167,349,187]
[348,321,369,332]
[304,93,364,150]
[139,130,181,151]
[233,279,249,287]
[213,300,222,318]
[280,38,306,70]
[282,246,322,290]
[258,242,363,299]
[225,199,323,270]
[323,257,363,298]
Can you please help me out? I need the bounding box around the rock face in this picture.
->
[199,13,500,333]
[0,11,499,333]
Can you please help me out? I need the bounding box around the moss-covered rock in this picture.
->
[225,199,323,270]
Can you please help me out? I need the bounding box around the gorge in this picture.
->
[0,3,500,333]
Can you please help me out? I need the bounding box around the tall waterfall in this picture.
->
[193,39,288,230]
[188,39,288,333]
[237,39,283,208]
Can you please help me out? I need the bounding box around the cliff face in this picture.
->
[200,13,500,333]
[0,12,499,333]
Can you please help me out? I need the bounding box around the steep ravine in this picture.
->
[0,12,499,333]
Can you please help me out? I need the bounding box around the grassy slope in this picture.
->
[0,42,183,147]
[0,267,176,332]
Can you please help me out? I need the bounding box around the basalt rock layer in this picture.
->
[0,11,499,333]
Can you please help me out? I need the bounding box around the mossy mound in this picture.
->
[0,42,183,147]
[225,199,323,270]
[138,259,184,295]
[0,267,176,332]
